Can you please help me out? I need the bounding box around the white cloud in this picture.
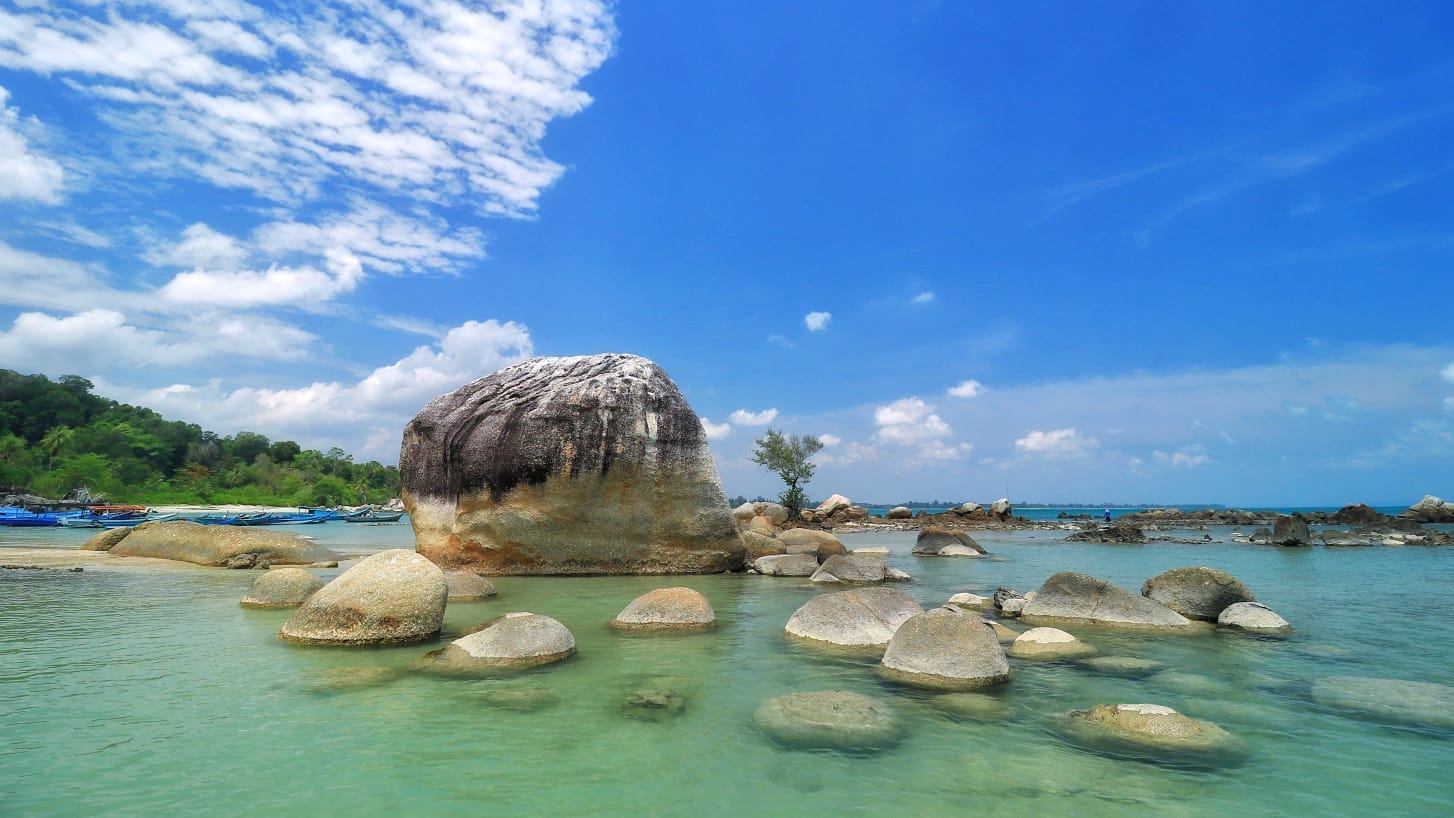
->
[1441,363,1454,382]
[699,417,731,441]
[804,311,831,332]
[910,291,935,304]
[947,379,984,399]
[730,408,779,426]
[0,2,616,217]
[919,441,973,460]
[875,397,952,444]
[1154,447,1213,469]
[818,433,841,447]
[1014,428,1098,457]
[0,86,64,203]
[159,250,363,308]
[148,223,249,269]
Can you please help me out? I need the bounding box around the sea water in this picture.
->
[2,524,1450,817]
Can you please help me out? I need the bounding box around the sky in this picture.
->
[1,1,1451,507]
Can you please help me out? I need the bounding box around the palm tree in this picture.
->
[40,425,75,471]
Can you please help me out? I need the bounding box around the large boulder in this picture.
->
[913,526,986,556]
[1055,703,1245,764]
[989,498,1012,521]
[1272,514,1311,546]
[1140,566,1256,621]
[80,527,132,552]
[1400,495,1454,523]
[879,607,1012,690]
[399,353,744,575]
[1217,602,1292,633]
[280,549,446,645]
[785,587,924,648]
[240,567,322,608]
[423,612,576,671]
[740,531,784,561]
[815,494,853,516]
[777,528,847,560]
[109,520,341,566]
[610,587,715,630]
[753,691,902,752]
[1020,572,1195,632]
[1311,676,1454,729]
[809,554,887,584]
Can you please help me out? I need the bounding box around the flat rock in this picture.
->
[785,587,924,648]
[610,587,715,630]
[280,549,446,645]
[1311,676,1454,729]
[753,553,820,576]
[109,520,341,567]
[1056,703,1245,765]
[240,567,322,608]
[947,593,992,611]
[753,690,902,752]
[809,554,886,584]
[1009,627,1097,660]
[880,607,1012,690]
[424,612,576,671]
[1218,602,1292,633]
[1021,571,1196,632]
[1141,566,1256,621]
[1077,656,1165,678]
[444,570,497,602]
[399,353,744,575]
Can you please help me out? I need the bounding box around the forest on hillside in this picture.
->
[0,370,399,506]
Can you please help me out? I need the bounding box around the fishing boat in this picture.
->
[97,513,179,528]
[343,511,404,523]
[60,516,104,529]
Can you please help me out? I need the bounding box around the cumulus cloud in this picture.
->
[947,379,984,399]
[818,433,841,447]
[1014,428,1098,457]
[730,408,779,426]
[910,291,935,304]
[159,250,363,308]
[875,397,952,444]
[148,223,249,270]
[804,311,831,332]
[0,87,64,203]
[699,417,731,441]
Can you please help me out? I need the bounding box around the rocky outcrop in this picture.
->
[1009,627,1096,660]
[752,553,820,576]
[989,498,1012,521]
[610,587,715,630]
[109,520,341,567]
[879,607,1012,690]
[777,528,847,561]
[423,612,576,671]
[816,494,853,516]
[1311,676,1454,729]
[1067,523,1145,544]
[912,526,986,556]
[1400,495,1454,523]
[784,587,924,648]
[1272,514,1311,546]
[444,570,497,602]
[1020,572,1195,631]
[809,554,887,584]
[741,531,784,561]
[885,506,913,520]
[1217,602,1292,632]
[240,567,322,608]
[753,691,902,752]
[280,549,446,645]
[1140,566,1256,621]
[399,354,744,575]
[1055,703,1245,764]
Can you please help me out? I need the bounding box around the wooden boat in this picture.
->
[98,513,179,528]
[344,511,404,523]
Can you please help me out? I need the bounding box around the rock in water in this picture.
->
[1055,703,1245,766]
[610,587,715,630]
[1010,627,1097,660]
[1272,514,1311,546]
[880,607,1012,690]
[444,570,497,602]
[913,526,986,556]
[399,354,745,575]
[280,549,447,645]
[109,520,341,567]
[1021,571,1196,632]
[1140,566,1257,621]
[423,612,576,671]
[80,527,132,552]
[785,588,924,648]
[1311,676,1454,729]
[1217,601,1292,633]
[753,691,902,752]
[241,567,323,608]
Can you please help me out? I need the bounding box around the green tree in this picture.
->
[40,425,75,469]
[749,428,824,511]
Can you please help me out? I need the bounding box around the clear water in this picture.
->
[2,525,1451,817]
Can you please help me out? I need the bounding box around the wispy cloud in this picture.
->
[910,291,935,305]
[947,379,983,399]
[0,87,64,203]
[1014,428,1098,458]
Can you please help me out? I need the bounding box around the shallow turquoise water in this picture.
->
[2,526,1451,817]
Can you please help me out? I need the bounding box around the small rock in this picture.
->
[240,567,322,608]
[621,688,687,722]
[610,587,715,631]
[752,553,819,577]
[1076,656,1165,679]
[809,554,886,584]
[423,612,576,671]
[444,570,497,602]
[1010,627,1097,660]
[947,593,992,611]
[1311,676,1454,729]
[1055,703,1246,766]
[1217,602,1292,633]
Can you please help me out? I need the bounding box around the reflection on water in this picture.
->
[1,528,1450,817]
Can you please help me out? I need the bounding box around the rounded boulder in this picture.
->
[880,607,1012,690]
[1056,703,1245,765]
[1141,566,1256,621]
[280,549,446,645]
[753,690,902,752]
[1311,676,1454,729]
[445,570,497,602]
[1217,602,1292,633]
[610,587,715,631]
[1021,571,1195,632]
[1010,627,1097,660]
[424,612,576,671]
[240,567,322,609]
[785,587,924,648]
[912,526,986,556]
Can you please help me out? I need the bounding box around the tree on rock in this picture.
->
[750,429,823,510]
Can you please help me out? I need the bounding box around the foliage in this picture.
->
[0,369,400,506]
[749,428,823,510]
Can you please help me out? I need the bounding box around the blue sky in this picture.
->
[1,1,1451,506]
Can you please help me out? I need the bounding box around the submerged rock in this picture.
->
[1217,602,1292,633]
[753,690,902,752]
[1020,572,1195,632]
[785,587,923,648]
[424,612,576,671]
[880,607,1012,690]
[1311,676,1454,729]
[925,692,1012,721]
[912,526,986,556]
[1076,656,1165,679]
[1140,566,1256,621]
[110,520,341,567]
[240,567,322,609]
[610,587,715,631]
[399,353,744,575]
[280,549,446,645]
[444,570,497,602]
[1009,627,1096,660]
[621,688,687,722]
[1055,703,1245,765]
